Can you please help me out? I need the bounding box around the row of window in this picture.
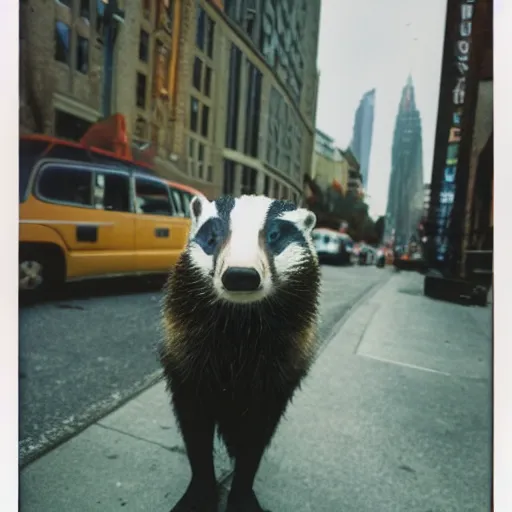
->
[188,136,213,182]
[35,164,192,218]
[55,21,89,75]
[224,44,263,158]
[222,159,300,204]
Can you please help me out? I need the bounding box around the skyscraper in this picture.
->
[385,75,424,246]
[350,88,375,190]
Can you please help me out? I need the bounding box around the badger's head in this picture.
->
[185,194,318,304]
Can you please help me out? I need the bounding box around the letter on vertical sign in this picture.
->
[460,21,472,37]
[449,127,461,143]
[453,77,466,105]
[446,144,459,166]
[457,61,469,75]
[457,40,470,55]
[444,166,456,183]
[461,4,475,20]
[453,111,461,125]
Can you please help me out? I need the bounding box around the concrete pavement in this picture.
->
[20,271,492,512]
[20,266,387,467]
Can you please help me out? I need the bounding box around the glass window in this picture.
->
[225,44,242,149]
[139,30,150,62]
[55,21,70,64]
[76,36,89,74]
[192,57,202,91]
[136,73,147,109]
[190,97,199,132]
[196,7,205,50]
[135,177,173,216]
[223,159,235,195]
[273,181,279,199]
[38,166,93,207]
[188,137,195,158]
[170,187,186,217]
[207,165,213,182]
[198,143,204,179]
[204,66,212,97]
[241,166,257,195]
[79,0,90,19]
[182,191,192,217]
[263,175,270,196]
[201,105,209,137]
[93,171,131,212]
[206,17,215,58]
[19,139,50,203]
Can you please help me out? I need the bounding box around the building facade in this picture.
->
[425,0,492,280]
[385,75,424,246]
[19,0,108,138]
[349,88,375,191]
[341,148,363,197]
[19,0,322,202]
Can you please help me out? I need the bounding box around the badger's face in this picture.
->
[186,194,318,304]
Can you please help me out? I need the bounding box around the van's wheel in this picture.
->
[19,245,64,301]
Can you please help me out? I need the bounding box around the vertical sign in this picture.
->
[434,0,476,262]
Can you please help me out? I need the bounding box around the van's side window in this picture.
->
[38,166,93,207]
[182,192,192,218]
[93,171,131,212]
[135,176,174,216]
[169,188,186,217]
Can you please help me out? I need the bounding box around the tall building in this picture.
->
[350,88,375,190]
[19,0,322,202]
[385,75,424,246]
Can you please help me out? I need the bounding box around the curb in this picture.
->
[317,269,394,359]
[20,368,164,470]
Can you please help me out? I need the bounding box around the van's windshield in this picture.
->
[19,139,49,203]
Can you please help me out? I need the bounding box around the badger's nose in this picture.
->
[221,267,261,292]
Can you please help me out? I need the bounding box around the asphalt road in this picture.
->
[19,264,390,467]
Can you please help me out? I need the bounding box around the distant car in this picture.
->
[357,243,378,266]
[312,229,353,265]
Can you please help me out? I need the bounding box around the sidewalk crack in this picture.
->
[95,422,186,455]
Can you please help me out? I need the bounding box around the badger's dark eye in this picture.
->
[195,217,226,256]
[266,225,281,245]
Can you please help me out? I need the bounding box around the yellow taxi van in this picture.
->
[19,134,204,296]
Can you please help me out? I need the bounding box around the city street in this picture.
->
[20,270,492,512]
[19,265,389,468]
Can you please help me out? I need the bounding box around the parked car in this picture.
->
[312,228,353,265]
[19,135,204,297]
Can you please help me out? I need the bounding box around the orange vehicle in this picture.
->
[19,133,204,296]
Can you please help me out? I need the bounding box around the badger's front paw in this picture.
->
[226,489,270,512]
[170,478,218,512]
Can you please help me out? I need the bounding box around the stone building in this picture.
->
[19,0,106,137]
[20,0,322,201]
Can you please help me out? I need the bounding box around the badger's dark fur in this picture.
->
[160,195,320,512]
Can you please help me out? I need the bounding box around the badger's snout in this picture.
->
[221,267,261,292]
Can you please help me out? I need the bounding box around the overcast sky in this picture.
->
[315,0,448,218]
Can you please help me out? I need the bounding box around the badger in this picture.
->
[160,194,320,512]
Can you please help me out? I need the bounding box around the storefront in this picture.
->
[425,0,492,297]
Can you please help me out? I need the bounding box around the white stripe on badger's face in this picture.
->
[213,195,273,303]
[187,195,219,277]
[274,208,318,276]
[221,195,272,271]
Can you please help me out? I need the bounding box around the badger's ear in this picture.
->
[296,208,317,235]
[189,195,214,237]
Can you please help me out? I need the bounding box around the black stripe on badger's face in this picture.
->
[187,195,235,278]
[187,194,317,304]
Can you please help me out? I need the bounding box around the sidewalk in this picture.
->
[20,271,492,512]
